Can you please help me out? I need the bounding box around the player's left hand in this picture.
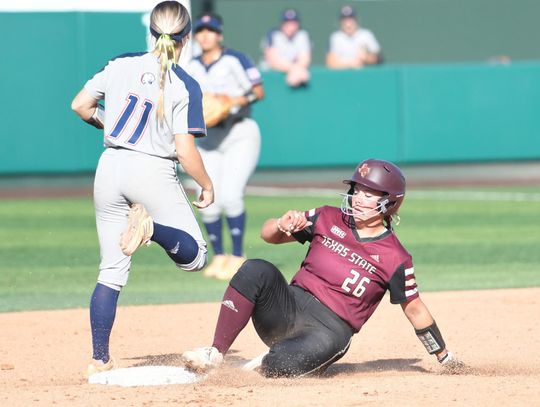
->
[438,351,470,374]
[278,210,312,235]
[193,188,214,209]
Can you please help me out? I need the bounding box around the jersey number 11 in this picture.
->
[108,94,154,145]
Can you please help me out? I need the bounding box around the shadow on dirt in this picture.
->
[325,358,428,376]
[126,353,184,366]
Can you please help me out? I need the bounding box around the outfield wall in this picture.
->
[1,8,539,174]
[256,63,540,167]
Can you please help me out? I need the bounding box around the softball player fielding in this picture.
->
[71,1,213,376]
[186,13,265,280]
[182,159,462,377]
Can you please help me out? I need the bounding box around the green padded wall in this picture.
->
[0,12,146,174]
[1,9,539,174]
[254,68,401,167]
[254,63,540,167]
[401,62,540,162]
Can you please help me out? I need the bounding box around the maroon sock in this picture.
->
[212,285,255,355]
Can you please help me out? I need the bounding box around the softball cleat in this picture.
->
[214,255,246,281]
[203,254,229,278]
[181,346,223,373]
[86,356,116,378]
[120,204,154,256]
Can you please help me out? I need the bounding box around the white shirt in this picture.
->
[261,29,311,65]
[328,28,381,61]
[85,52,205,160]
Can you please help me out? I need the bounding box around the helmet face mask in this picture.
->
[341,159,406,221]
[339,192,390,219]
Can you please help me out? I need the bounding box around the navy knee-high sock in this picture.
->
[151,222,199,265]
[90,283,120,362]
[204,218,224,255]
[226,212,246,257]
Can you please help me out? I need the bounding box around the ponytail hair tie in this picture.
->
[150,20,192,42]
[159,33,171,41]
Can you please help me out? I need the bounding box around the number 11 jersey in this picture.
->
[84,52,206,160]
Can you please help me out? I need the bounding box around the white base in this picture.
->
[88,366,203,387]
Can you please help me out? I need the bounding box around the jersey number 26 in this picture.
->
[341,269,371,298]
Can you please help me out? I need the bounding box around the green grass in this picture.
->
[1,189,539,312]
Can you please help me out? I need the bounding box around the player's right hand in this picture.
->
[278,210,313,235]
[193,188,214,209]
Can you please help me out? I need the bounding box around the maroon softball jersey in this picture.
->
[290,206,419,332]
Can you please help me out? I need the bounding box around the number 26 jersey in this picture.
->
[291,206,419,333]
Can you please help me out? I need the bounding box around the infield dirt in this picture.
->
[1,288,539,406]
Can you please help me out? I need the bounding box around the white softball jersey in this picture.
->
[85,52,208,285]
[85,52,206,160]
[186,48,262,109]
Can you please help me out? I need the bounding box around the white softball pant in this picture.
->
[93,148,207,287]
[196,118,261,222]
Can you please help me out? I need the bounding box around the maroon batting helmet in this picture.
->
[343,159,406,216]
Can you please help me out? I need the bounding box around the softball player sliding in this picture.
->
[186,13,265,281]
[71,1,213,377]
[182,159,462,377]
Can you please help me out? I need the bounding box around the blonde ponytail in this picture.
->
[154,34,177,122]
[149,1,191,123]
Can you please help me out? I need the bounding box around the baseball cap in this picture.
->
[194,14,223,33]
[340,5,356,19]
[282,9,300,22]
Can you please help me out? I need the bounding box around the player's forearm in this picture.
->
[71,88,98,120]
[402,298,450,362]
[261,210,311,244]
[260,218,294,244]
[261,218,285,243]
[72,88,104,129]
[175,136,213,191]
[402,298,434,329]
[180,156,213,191]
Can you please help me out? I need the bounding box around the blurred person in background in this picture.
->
[326,5,381,69]
[261,8,311,87]
[186,13,265,280]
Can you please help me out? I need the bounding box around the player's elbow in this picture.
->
[260,228,281,244]
[71,98,84,117]
[260,229,272,243]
